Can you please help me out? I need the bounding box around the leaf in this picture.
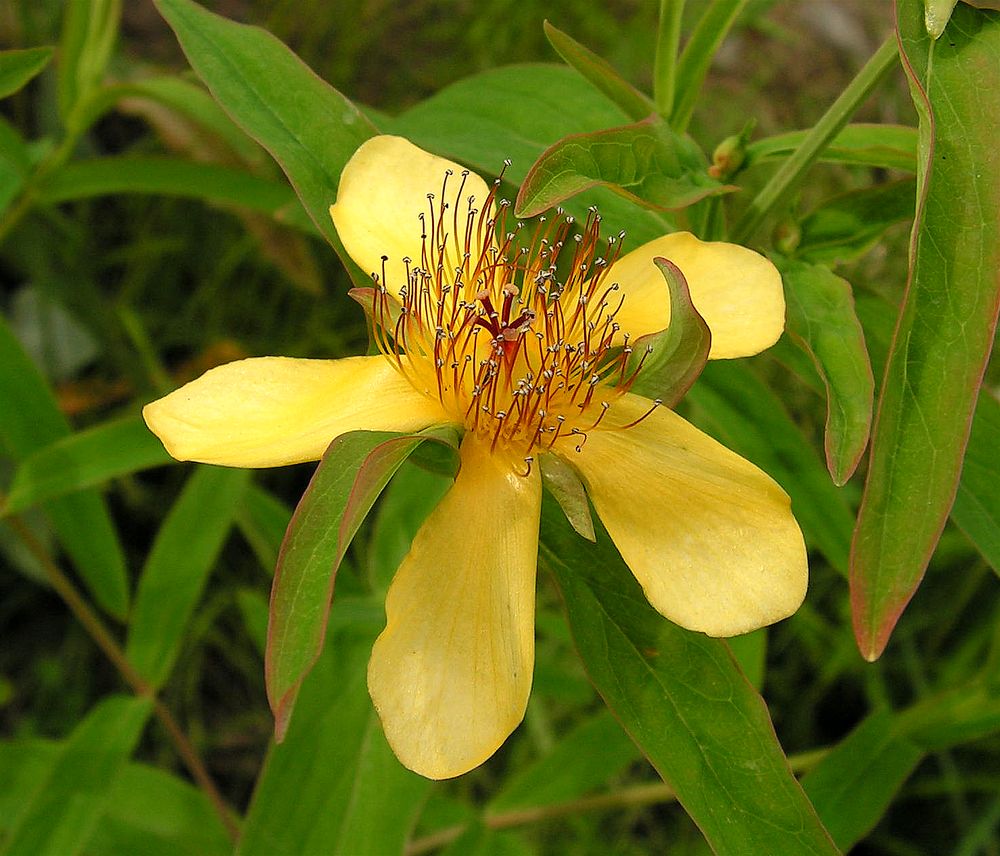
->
[240,624,429,856]
[516,119,727,217]
[850,1,1000,660]
[236,484,292,575]
[541,20,656,122]
[539,496,840,855]
[384,65,671,245]
[3,415,172,515]
[743,124,918,172]
[802,710,923,851]
[0,47,54,100]
[795,178,917,264]
[951,390,1000,573]
[671,0,748,131]
[685,360,855,575]
[0,314,128,617]
[626,258,712,407]
[57,0,121,130]
[538,452,596,542]
[0,695,151,856]
[776,258,875,485]
[35,157,312,232]
[153,0,376,255]
[266,427,458,741]
[126,466,251,688]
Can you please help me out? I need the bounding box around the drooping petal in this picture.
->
[560,393,807,637]
[143,355,450,467]
[368,435,541,779]
[330,135,493,291]
[608,231,785,359]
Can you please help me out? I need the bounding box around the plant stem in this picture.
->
[6,511,240,842]
[653,0,686,117]
[732,36,898,244]
[405,747,828,855]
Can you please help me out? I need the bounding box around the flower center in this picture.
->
[369,167,658,466]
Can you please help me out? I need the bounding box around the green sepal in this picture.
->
[515,118,728,218]
[538,452,595,542]
[624,258,711,407]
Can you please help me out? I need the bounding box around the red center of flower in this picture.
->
[369,167,658,464]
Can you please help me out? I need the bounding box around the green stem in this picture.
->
[405,747,828,855]
[653,0,686,117]
[5,510,240,842]
[732,36,898,244]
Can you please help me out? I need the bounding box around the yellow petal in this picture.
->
[560,394,807,637]
[368,435,540,779]
[608,231,785,359]
[143,355,450,467]
[330,135,493,292]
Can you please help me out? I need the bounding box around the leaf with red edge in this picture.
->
[850,0,1000,660]
[625,258,712,407]
[266,427,458,740]
[515,119,729,218]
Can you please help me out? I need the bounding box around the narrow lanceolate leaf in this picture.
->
[776,258,874,485]
[241,626,429,856]
[153,0,375,255]
[951,391,1000,573]
[4,415,171,515]
[266,428,457,741]
[126,466,250,688]
[802,710,924,851]
[0,315,128,617]
[542,20,656,122]
[516,119,727,218]
[539,497,839,856]
[743,124,918,173]
[0,48,54,100]
[796,178,917,265]
[626,258,712,407]
[36,157,310,231]
[0,695,151,856]
[851,0,1000,660]
[57,0,121,129]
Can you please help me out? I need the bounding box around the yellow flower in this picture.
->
[143,135,807,780]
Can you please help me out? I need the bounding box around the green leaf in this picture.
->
[266,428,458,741]
[795,178,917,265]
[776,258,875,485]
[126,466,250,688]
[153,0,376,254]
[743,124,918,173]
[685,360,855,575]
[0,47,54,100]
[0,695,151,856]
[0,314,128,616]
[951,391,1000,573]
[671,0,748,131]
[539,496,839,855]
[851,1,1000,660]
[488,710,639,813]
[35,157,312,232]
[802,710,923,851]
[626,258,712,406]
[385,65,671,245]
[542,20,656,122]
[57,0,121,130]
[3,415,171,515]
[515,119,726,218]
[236,484,292,575]
[240,624,429,856]
[538,452,596,542]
